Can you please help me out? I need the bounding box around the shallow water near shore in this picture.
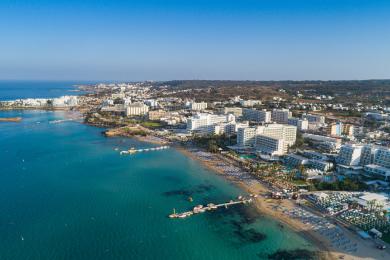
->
[0,110,315,259]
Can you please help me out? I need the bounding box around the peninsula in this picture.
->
[0,117,22,122]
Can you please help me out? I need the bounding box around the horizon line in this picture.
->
[1,78,390,83]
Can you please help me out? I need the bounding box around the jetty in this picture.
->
[168,195,257,219]
[120,145,170,155]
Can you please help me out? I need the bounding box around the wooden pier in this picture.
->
[120,145,170,155]
[168,195,257,219]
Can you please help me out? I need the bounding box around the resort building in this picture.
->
[52,96,79,107]
[255,135,286,156]
[364,165,390,181]
[189,101,208,111]
[271,109,292,124]
[288,117,309,131]
[284,154,309,167]
[239,99,262,107]
[242,109,271,123]
[302,150,328,161]
[126,103,149,116]
[302,113,325,124]
[336,144,364,166]
[144,99,159,108]
[256,124,297,146]
[328,122,343,137]
[359,145,390,181]
[111,93,125,99]
[223,107,243,117]
[148,110,167,121]
[187,113,235,135]
[327,122,354,137]
[302,133,341,152]
[284,152,333,172]
[237,127,257,147]
[309,159,333,172]
[237,123,297,155]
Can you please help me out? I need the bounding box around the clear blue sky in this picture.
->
[0,0,389,81]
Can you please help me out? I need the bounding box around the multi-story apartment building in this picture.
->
[187,113,235,135]
[358,145,390,180]
[288,117,309,131]
[284,154,309,167]
[189,101,208,111]
[336,144,363,166]
[327,122,355,137]
[239,99,262,107]
[302,133,342,152]
[256,124,297,146]
[328,122,343,137]
[148,110,167,120]
[126,103,149,116]
[226,122,249,136]
[223,107,243,117]
[242,109,271,123]
[237,124,297,155]
[302,113,325,124]
[271,109,292,124]
[309,159,333,172]
[237,127,257,147]
[284,153,333,172]
[255,135,286,156]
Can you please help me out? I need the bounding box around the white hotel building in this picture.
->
[255,135,287,156]
[288,117,309,131]
[335,144,363,166]
[187,113,236,135]
[242,109,271,123]
[336,144,390,181]
[271,109,292,124]
[237,124,297,155]
[237,127,257,147]
[126,103,149,116]
[189,101,208,111]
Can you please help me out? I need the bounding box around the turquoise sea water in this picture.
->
[0,80,315,259]
[0,110,314,259]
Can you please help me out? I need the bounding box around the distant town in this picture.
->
[2,79,390,257]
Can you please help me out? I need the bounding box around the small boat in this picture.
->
[169,208,177,218]
[188,197,193,202]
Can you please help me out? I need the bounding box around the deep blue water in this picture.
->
[0,81,90,100]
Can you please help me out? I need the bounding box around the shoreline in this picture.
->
[175,146,390,260]
[2,108,386,259]
[175,147,332,258]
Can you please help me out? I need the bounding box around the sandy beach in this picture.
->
[177,147,390,260]
[0,117,22,122]
[105,131,390,260]
[133,135,168,145]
